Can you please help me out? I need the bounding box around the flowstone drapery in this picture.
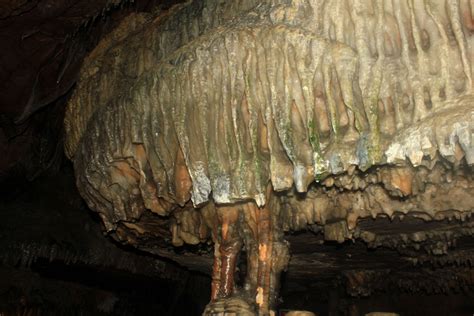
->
[65,1,473,314]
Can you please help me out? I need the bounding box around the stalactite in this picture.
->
[64,1,474,314]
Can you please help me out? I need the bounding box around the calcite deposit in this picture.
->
[64,0,473,314]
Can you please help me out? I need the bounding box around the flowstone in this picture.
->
[65,0,474,314]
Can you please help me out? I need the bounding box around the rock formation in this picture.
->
[64,0,473,314]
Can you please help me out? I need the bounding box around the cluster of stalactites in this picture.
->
[65,0,473,229]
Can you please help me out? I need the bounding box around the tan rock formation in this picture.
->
[64,1,474,314]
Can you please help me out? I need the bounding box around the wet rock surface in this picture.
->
[63,0,473,314]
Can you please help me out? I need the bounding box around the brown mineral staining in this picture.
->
[64,0,473,314]
[174,147,192,205]
[205,197,288,314]
[383,167,413,197]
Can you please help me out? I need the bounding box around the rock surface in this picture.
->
[62,0,474,314]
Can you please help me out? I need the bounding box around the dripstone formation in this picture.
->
[64,1,473,314]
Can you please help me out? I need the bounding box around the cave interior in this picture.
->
[1,0,473,315]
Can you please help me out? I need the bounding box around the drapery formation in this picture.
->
[65,0,472,230]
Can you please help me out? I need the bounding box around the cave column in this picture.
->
[214,205,242,299]
[258,188,290,315]
[210,233,221,301]
[241,203,259,297]
[256,201,272,315]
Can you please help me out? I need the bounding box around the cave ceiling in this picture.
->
[0,0,183,181]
